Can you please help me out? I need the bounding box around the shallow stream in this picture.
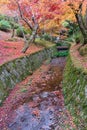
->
[6,57,73,130]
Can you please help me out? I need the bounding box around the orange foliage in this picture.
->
[1,0,87,33]
[63,0,87,20]
[7,0,63,31]
[0,0,10,15]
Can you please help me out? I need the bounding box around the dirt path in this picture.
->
[0,57,76,130]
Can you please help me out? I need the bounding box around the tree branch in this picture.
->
[15,0,33,30]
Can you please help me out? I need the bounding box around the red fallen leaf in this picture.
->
[0,39,43,65]
[53,91,61,95]
[32,109,40,117]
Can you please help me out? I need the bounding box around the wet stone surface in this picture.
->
[8,91,64,130]
[0,57,76,130]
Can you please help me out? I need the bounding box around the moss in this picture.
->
[79,45,87,56]
[0,44,57,104]
[63,55,87,129]
[0,80,10,106]
[35,38,55,48]
[16,27,28,37]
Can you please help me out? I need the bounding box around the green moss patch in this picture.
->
[79,45,87,56]
[63,55,87,129]
[35,38,55,48]
[0,44,57,105]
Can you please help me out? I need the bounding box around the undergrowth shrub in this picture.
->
[10,22,19,29]
[41,33,57,43]
[56,41,70,47]
[0,20,11,32]
[0,15,6,21]
[16,27,28,37]
[35,38,53,47]
[73,31,83,44]
[41,33,52,41]
[55,50,69,57]
[79,44,87,56]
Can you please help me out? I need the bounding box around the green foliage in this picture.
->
[25,28,32,35]
[55,40,69,57]
[62,20,69,28]
[10,22,19,29]
[41,33,52,41]
[51,36,57,42]
[41,33,56,42]
[55,50,69,57]
[63,55,87,129]
[56,41,70,47]
[16,27,28,37]
[73,31,84,44]
[65,36,74,43]
[35,38,54,47]
[0,20,11,32]
[68,29,73,36]
[62,20,79,37]
[0,14,6,21]
[79,45,87,56]
[65,29,83,44]
[14,23,19,29]
[75,35,80,43]
[0,14,14,22]
[0,15,21,30]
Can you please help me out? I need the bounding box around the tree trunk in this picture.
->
[83,31,87,45]
[11,28,15,38]
[75,13,87,45]
[84,6,87,29]
[83,6,87,44]
[21,24,38,53]
[11,23,15,38]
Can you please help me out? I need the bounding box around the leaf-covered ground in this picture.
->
[0,31,85,130]
[0,57,77,130]
[0,31,44,65]
[71,44,87,70]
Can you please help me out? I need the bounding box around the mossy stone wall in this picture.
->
[63,55,87,129]
[0,45,57,104]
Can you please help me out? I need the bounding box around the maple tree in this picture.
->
[8,0,62,53]
[64,0,87,45]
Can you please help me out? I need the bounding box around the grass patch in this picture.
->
[63,55,87,129]
[79,45,87,56]
[35,38,55,48]
[56,40,70,47]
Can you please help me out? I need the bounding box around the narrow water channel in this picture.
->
[3,57,75,130]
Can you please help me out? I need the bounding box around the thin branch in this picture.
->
[15,0,33,30]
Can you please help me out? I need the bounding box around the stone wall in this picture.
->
[63,49,87,129]
[0,45,57,104]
